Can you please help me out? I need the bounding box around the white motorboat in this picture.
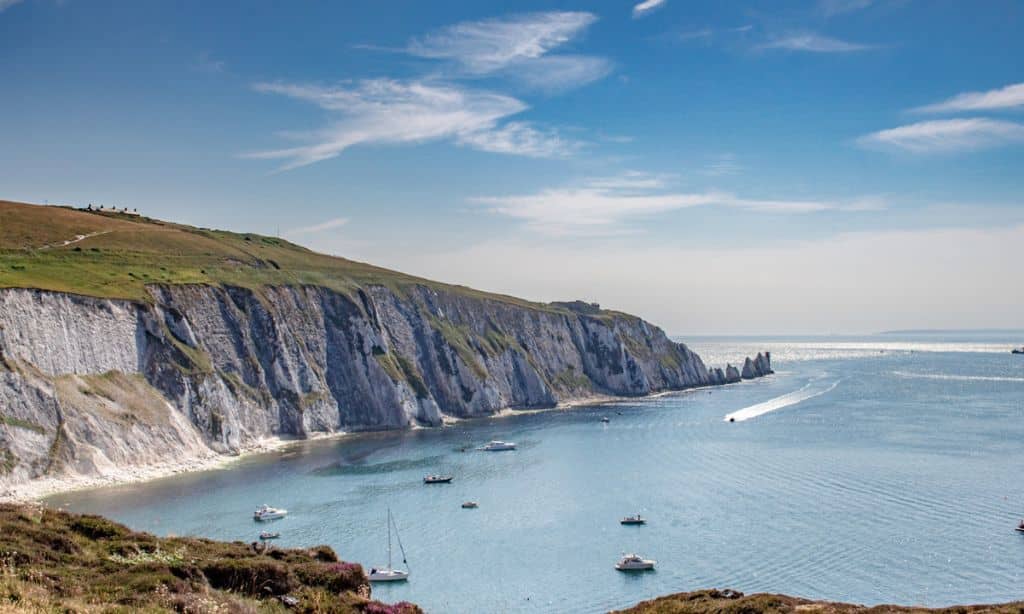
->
[478,440,516,451]
[615,553,656,571]
[253,505,287,521]
[369,508,410,583]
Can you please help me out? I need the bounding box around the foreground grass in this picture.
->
[614,588,1024,614]
[0,504,419,613]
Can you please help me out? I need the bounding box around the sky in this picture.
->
[2,0,1022,335]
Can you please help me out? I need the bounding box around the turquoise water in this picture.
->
[50,335,1024,613]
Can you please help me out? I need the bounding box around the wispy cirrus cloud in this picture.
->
[759,32,875,53]
[858,118,1024,153]
[472,173,880,235]
[245,79,578,170]
[632,0,667,19]
[285,217,348,236]
[913,82,1024,114]
[406,11,610,92]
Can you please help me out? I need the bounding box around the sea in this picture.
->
[48,333,1024,613]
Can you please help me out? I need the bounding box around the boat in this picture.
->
[601,417,610,423]
[620,514,646,525]
[369,508,410,583]
[1016,520,1024,533]
[259,531,280,540]
[1013,347,1024,355]
[423,474,453,484]
[253,505,287,521]
[615,553,656,571]
[461,501,479,509]
[478,440,516,451]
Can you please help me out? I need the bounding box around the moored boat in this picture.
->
[478,440,516,451]
[259,531,280,540]
[369,508,410,583]
[615,553,656,571]
[253,505,287,521]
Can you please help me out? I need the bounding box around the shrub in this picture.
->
[70,515,127,540]
[201,558,297,596]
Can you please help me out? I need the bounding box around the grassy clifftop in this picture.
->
[0,503,419,613]
[0,200,567,314]
[615,588,1023,614]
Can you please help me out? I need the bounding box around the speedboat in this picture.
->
[369,508,410,583]
[615,553,656,571]
[620,514,646,525]
[253,505,287,521]
[461,501,479,509]
[478,440,516,451]
[259,531,280,540]
[423,474,453,484]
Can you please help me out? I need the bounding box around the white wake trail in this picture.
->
[724,380,840,422]
[891,371,1024,383]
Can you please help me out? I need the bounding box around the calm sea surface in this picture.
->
[50,334,1024,613]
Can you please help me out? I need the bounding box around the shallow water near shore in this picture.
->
[50,334,1024,613]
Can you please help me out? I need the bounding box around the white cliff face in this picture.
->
[0,285,771,495]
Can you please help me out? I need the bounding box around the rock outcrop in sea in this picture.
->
[0,285,771,496]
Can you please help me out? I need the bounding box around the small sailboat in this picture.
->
[478,440,516,451]
[259,531,280,540]
[620,514,646,525]
[253,504,287,521]
[423,474,453,484]
[615,553,656,571]
[461,501,479,509]
[369,508,409,583]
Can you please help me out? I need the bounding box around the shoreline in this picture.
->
[3,381,741,504]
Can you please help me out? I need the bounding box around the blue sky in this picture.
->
[2,0,1022,333]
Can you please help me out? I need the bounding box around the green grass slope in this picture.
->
[0,200,565,313]
[0,503,419,613]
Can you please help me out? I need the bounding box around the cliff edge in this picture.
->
[0,201,771,498]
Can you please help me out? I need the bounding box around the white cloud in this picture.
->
[408,11,595,73]
[508,54,612,93]
[632,0,667,19]
[858,118,1024,153]
[456,121,580,158]
[351,224,1024,335]
[472,174,879,235]
[285,217,348,236]
[0,0,23,12]
[760,32,874,53]
[913,82,1024,114]
[405,11,610,92]
[246,79,578,170]
[819,0,874,16]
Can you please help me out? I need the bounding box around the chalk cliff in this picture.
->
[0,202,772,497]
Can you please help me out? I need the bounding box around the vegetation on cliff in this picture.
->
[0,504,419,613]
[614,588,1023,614]
[0,200,562,312]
